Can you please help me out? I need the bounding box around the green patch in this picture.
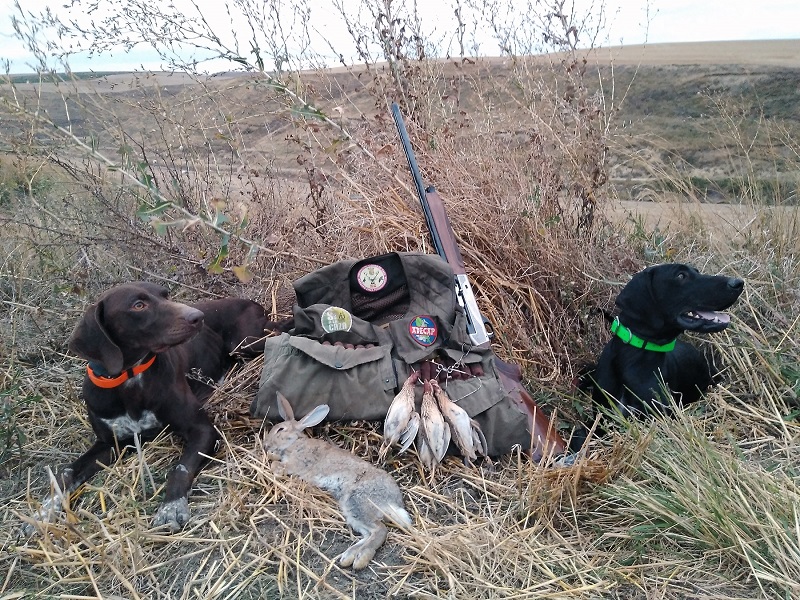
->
[0,162,54,203]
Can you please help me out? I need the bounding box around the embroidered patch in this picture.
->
[321,306,353,333]
[356,264,387,292]
[409,315,437,346]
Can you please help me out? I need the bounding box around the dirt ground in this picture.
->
[610,198,799,240]
[580,38,800,67]
[9,39,799,92]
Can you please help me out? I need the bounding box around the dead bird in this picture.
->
[418,379,450,468]
[380,371,420,461]
[432,380,487,466]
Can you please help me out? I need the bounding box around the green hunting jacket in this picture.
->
[251,252,532,456]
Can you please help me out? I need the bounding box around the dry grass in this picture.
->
[5,202,800,598]
[6,293,800,599]
[582,39,800,68]
[4,357,615,599]
[2,37,800,598]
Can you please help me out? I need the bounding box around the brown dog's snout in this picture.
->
[182,306,205,326]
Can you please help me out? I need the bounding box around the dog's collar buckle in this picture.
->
[87,353,157,389]
[611,318,676,353]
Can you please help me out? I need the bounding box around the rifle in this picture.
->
[391,103,492,348]
[391,103,567,461]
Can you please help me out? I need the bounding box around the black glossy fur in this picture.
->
[37,282,273,532]
[581,263,744,424]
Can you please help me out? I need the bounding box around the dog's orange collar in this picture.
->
[86,353,157,389]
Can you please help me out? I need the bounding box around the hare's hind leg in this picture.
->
[337,512,387,570]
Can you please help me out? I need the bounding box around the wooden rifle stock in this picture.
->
[494,358,566,461]
[424,187,466,274]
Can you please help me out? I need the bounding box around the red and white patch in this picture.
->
[409,315,437,346]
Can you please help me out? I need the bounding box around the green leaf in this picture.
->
[232,264,253,283]
[151,220,169,236]
[150,218,199,235]
[261,79,287,93]
[208,240,230,275]
[250,40,265,72]
[245,243,259,262]
[136,201,172,220]
[238,207,249,229]
[213,212,230,227]
[136,161,154,187]
[291,104,327,121]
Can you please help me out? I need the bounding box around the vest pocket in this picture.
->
[251,332,398,421]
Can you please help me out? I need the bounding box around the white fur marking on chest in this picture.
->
[122,373,145,389]
[101,410,162,438]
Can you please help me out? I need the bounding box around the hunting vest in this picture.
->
[250,252,533,456]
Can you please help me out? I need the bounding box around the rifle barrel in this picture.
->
[390,103,446,259]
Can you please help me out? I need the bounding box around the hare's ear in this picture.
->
[276,393,295,421]
[298,404,329,429]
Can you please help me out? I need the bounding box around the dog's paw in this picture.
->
[21,494,65,537]
[19,519,41,538]
[153,497,190,532]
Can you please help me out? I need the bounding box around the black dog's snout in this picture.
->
[727,278,744,291]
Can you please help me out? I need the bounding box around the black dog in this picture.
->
[581,263,744,425]
[28,282,272,532]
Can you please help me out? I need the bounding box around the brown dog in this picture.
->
[29,282,272,532]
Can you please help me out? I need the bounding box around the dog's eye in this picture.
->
[676,272,686,280]
[132,300,147,311]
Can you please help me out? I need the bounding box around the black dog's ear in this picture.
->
[68,300,124,375]
[615,267,665,332]
[614,268,650,316]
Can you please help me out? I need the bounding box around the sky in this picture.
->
[1,0,798,73]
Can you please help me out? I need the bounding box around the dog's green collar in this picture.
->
[611,317,676,352]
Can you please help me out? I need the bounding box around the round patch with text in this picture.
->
[409,315,438,346]
[321,306,353,333]
[356,264,387,293]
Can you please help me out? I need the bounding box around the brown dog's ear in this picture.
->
[68,300,124,374]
